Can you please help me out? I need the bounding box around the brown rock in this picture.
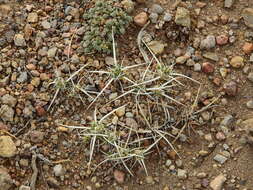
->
[0,167,13,190]
[202,62,214,73]
[114,170,125,184]
[223,81,237,96]
[242,42,253,54]
[216,35,228,45]
[30,131,45,143]
[210,174,226,190]
[0,136,16,158]
[230,56,244,68]
[134,12,148,26]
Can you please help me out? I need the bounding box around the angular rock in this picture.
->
[223,81,237,96]
[242,8,253,28]
[248,72,253,82]
[0,167,13,190]
[150,4,164,14]
[213,154,228,164]
[134,12,148,26]
[14,34,26,47]
[200,35,216,50]
[210,174,226,190]
[224,0,234,8]
[47,47,57,58]
[177,169,187,179]
[175,7,191,27]
[203,52,219,62]
[0,105,14,122]
[30,131,44,143]
[27,12,38,23]
[0,136,16,158]
[1,94,17,107]
[53,164,65,177]
[147,40,166,55]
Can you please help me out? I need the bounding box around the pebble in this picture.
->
[194,63,201,71]
[216,35,228,45]
[30,131,45,143]
[176,56,188,64]
[150,4,164,14]
[0,167,13,190]
[1,94,17,107]
[242,42,253,54]
[210,174,226,190]
[202,62,214,74]
[53,164,65,177]
[113,170,125,184]
[175,160,183,168]
[147,41,166,55]
[213,154,228,164]
[14,34,26,47]
[248,72,253,82]
[47,177,60,188]
[250,53,253,62]
[115,106,125,117]
[242,8,253,28]
[246,100,253,109]
[134,12,148,26]
[126,118,138,129]
[197,172,207,179]
[220,115,234,126]
[0,136,16,158]
[47,47,58,58]
[121,0,135,13]
[0,105,14,122]
[200,35,216,50]
[224,0,234,8]
[19,185,31,190]
[27,12,38,23]
[145,176,154,184]
[175,7,191,27]
[177,169,187,179]
[230,56,244,68]
[223,81,237,96]
[216,132,226,141]
[149,12,159,23]
[203,52,219,62]
[165,159,172,167]
[163,12,172,22]
[41,20,51,29]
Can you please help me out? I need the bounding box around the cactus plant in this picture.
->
[82,0,132,54]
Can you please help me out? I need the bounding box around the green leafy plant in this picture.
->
[82,0,132,54]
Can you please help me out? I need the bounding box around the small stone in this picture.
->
[248,72,253,82]
[163,12,172,22]
[246,100,253,109]
[47,47,58,58]
[224,0,234,8]
[220,115,234,126]
[197,172,207,179]
[150,4,164,14]
[41,20,51,29]
[14,34,26,47]
[145,176,154,184]
[30,131,44,143]
[115,106,125,117]
[53,164,65,177]
[175,7,191,27]
[113,170,125,184]
[1,94,17,107]
[121,0,135,13]
[203,52,219,62]
[19,185,31,190]
[200,35,216,50]
[216,132,226,141]
[134,12,148,26]
[199,150,209,156]
[213,154,228,164]
[165,159,172,167]
[204,134,213,141]
[47,177,60,188]
[31,77,40,87]
[194,63,201,71]
[177,169,187,179]
[202,62,214,74]
[223,81,237,96]
[0,105,14,122]
[230,56,244,68]
[243,42,253,54]
[210,174,226,190]
[250,54,253,62]
[0,167,13,190]
[176,56,188,64]
[242,8,253,28]
[0,136,16,158]
[27,12,38,23]
[19,159,29,167]
[149,12,159,23]
[175,160,183,168]
[147,41,166,55]
[216,35,228,45]
[126,118,138,129]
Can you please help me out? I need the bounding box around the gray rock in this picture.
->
[200,35,216,50]
[0,105,14,122]
[17,72,28,83]
[71,54,79,64]
[175,160,183,168]
[149,12,159,23]
[53,164,65,177]
[220,115,234,127]
[27,12,38,23]
[213,154,228,164]
[248,72,253,82]
[30,131,45,143]
[203,52,219,62]
[126,118,138,129]
[5,30,15,43]
[250,53,253,62]
[246,100,253,109]
[147,41,166,55]
[163,12,172,22]
[177,169,187,179]
[242,8,253,28]
[0,37,6,47]
[14,34,26,47]
[1,94,17,107]
[224,0,234,8]
[0,167,13,190]
[150,4,164,14]
[47,47,58,58]
[0,136,16,158]
[41,20,51,29]
[19,185,31,190]
[175,7,191,27]
[165,159,172,167]
[194,63,201,71]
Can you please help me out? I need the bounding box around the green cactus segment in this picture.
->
[82,0,132,54]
